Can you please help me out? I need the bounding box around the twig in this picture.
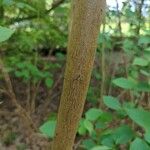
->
[26,81,31,112]
[108,61,118,96]
[8,0,65,25]
[30,81,41,114]
[42,65,65,111]
[73,139,82,150]
[115,0,122,36]
[0,58,37,133]
[117,90,127,99]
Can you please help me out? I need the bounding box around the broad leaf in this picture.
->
[130,138,150,150]
[45,78,53,88]
[16,2,36,12]
[135,82,150,92]
[133,57,149,67]
[144,132,150,144]
[0,26,14,42]
[2,0,13,6]
[112,77,136,90]
[138,36,150,45]
[91,146,111,150]
[99,112,113,123]
[103,96,121,110]
[39,120,56,138]
[101,134,114,147]
[85,108,102,121]
[126,108,150,133]
[82,139,96,150]
[112,125,134,144]
[83,119,94,134]
[78,119,87,135]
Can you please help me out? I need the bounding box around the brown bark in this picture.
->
[0,58,37,134]
[137,0,144,35]
[115,0,122,36]
[52,0,106,150]
[134,0,144,35]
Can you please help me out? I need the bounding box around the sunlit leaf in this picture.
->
[39,120,56,138]
[126,108,150,133]
[138,36,150,45]
[45,78,53,88]
[130,138,150,150]
[85,108,102,121]
[133,57,149,67]
[144,132,150,144]
[103,96,121,110]
[112,77,136,90]
[82,139,96,150]
[78,119,87,135]
[91,145,111,150]
[83,119,94,134]
[112,125,134,144]
[0,27,14,42]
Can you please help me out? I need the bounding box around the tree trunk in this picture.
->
[115,0,122,36]
[0,0,4,22]
[52,0,106,150]
[134,0,144,35]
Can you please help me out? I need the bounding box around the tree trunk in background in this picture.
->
[115,0,122,36]
[0,6,4,19]
[135,0,144,35]
[0,0,4,21]
[52,0,106,150]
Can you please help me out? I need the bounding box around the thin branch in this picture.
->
[115,0,122,36]
[0,58,37,133]
[8,0,65,24]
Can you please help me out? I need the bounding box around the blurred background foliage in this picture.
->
[0,0,150,149]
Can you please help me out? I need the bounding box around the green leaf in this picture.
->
[133,57,149,67]
[101,134,114,147]
[125,108,150,133]
[130,138,150,150]
[0,26,14,42]
[78,119,87,135]
[140,70,150,77]
[39,120,56,138]
[138,36,150,45]
[112,125,134,144]
[112,77,136,90]
[28,64,40,77]
[103,96,121,110]
[15,70,30,80]
[144,132,150,144]
[2,0,13,6]
[123,39,137,54]
[16,62,27,69]
[45,78,53,88]
[99,112,113,123]
[85,108,102,121]
[135,82,150,92]
[82,139,96,150]
[145,47,150,52]
[83,119,94,134]
[91,145,111,150]
[16,2,36,12]
[95,121,107,129]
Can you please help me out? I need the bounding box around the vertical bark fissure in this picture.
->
[52,0,106,150]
